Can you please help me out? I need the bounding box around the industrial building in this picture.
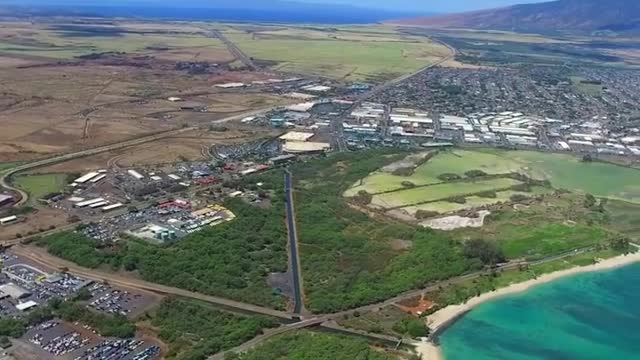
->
[0,215,17,226]
[0,283,31,300]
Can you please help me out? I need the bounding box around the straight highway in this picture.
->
[284,170,305,315]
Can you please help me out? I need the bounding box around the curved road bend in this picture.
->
[9,245,293,320]
[284,170,305,315]
[1,107,278,207]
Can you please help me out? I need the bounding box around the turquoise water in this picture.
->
[440,263,640,360]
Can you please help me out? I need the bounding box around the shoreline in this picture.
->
[417,252,640,360]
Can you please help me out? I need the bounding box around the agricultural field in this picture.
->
[12,173,68,201]
[346,149,640,222]
[221,25,452,82]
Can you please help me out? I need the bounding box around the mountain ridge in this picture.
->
[389,0,640,34]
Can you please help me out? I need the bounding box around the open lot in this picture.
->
[222,25,452,82]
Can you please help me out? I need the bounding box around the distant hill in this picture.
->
[389,0,640,34]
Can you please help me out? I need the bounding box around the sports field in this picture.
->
[13,173,68,201]
[223,26,452,82]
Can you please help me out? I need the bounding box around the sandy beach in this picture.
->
[417,252,640,360]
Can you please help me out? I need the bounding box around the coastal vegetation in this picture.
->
[225,331,397,360]
[146,298,277,360]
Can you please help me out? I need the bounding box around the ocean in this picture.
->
[439,263,640,360]
[6,4,422,24]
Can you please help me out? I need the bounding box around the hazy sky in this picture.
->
[297,0,551,12]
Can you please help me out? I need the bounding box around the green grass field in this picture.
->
[504,151,640,203]
[0,31,229,59]
[402,186,552,215]
[604,200,640,240]
[570,76,603,95]
[346,150,529,196]
[348,149,640,215]
[0,162,20,173]
[371,178,522,209]
[224,26,451,81]
[13,174,67,200]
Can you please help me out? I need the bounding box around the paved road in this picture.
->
[9,245,293,320]
[284,170,305,315]
[210,29,259,71]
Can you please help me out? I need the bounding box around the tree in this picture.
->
[584,193,597,208]
[74,287,92,301]
[463,239,506,266]
[609,235,630,253]
[582,154,593,162]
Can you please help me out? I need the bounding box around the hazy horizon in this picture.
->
[7,0,552,13]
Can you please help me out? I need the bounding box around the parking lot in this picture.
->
[0,251,159,319]
[18,321,160,360]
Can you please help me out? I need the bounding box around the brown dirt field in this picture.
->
[33,127,279,173]
[0,207,69,240]
[0,54,46,67]
[0,61,287,162]
[395,295,435,316]
[150,47,235,63]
